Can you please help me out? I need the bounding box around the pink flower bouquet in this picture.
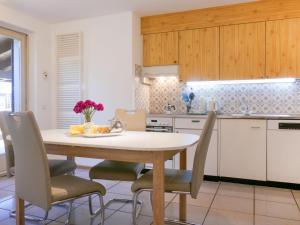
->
[73,100,104,123]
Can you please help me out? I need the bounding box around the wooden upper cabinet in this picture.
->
[266,18,300,77]
[143,31,178,66]
[179,27,219,81]
[220,22,266,80]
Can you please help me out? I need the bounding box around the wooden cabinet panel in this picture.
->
[179,27,219,81]
[220,22,266,80]
[266,18,300,77]
[143,32,178,66]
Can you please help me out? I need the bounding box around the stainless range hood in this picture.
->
[143,65,179,78]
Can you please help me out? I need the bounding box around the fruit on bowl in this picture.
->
[70,125,85,135]
[97,126,110,134]
[69,124,111,135]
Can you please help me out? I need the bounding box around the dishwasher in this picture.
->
[267,120,300,183]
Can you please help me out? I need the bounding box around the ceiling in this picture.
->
[0,0,255,23]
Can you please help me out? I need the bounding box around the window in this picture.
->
[0,27,27,160]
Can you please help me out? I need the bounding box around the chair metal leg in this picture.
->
[88,193,106,221]
[150,191,153,208]
[105,198,142,215]
[99,194,105,225]
[132,190,144,225]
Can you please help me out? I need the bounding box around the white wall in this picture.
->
[52,12,139,126]
[51,12,142,166]
[0,3,53,129]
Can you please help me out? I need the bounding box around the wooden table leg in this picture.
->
[179,149,187,221]
[153,152,165,225]
[16,196,24,225]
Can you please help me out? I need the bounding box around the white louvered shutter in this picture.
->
[56,33,82,128]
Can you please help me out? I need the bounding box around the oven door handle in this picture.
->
[146,128,170,132]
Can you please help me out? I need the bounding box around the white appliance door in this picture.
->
[268,129,300,183]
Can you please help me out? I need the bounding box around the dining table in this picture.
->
[15,129,199,225]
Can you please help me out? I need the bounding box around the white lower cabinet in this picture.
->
[220,119,267,181]
[174,129,218,176]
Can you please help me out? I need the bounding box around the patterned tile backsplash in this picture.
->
[135,77,300,114]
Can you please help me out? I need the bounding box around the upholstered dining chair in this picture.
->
[0,111,77,178]
[88,109,146,215]
[131,111,217,225]
[0,111,78,221]
[3,111,106,225]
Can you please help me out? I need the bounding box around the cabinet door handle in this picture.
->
[191,120,200,123]
[251,126,261,129]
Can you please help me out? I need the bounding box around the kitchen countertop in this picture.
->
[148,113,300,120]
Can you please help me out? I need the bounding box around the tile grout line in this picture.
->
[291,190,300,212]
[253,185,255,225]
[202,181,221,225]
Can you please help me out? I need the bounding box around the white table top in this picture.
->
[40,129,199,151]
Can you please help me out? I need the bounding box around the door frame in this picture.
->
[0,26,28,111]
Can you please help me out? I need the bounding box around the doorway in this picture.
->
[0,27,27,174]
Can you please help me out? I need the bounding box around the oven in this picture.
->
[146,116,175,169]
[146,117,173,133]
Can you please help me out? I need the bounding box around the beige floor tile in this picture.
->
[199,181,220,194]
[255,200,300,220]
[211,195,253,214]
[204,209,253,225]
[118,192,174,217]
[0,177,15,189]
[292,190,300,207]
[2,185,15,192]
[0,197,17,211]
[255,215,300,225]
[0,190,14,203]
[108,181,133,196]
[172,192,214,207]
[0,197,32,212]
[87,192,130,210]
[165,202,208,224]
[26,203,75,221]
[217,182,254,199]
[255,186,295,204]
[104,211,152,225]
[56,205,115,224]
[0,209,10,222]
[93,179,120,190]
[0,217,53,225]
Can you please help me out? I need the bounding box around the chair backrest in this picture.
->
[3,111,52,210]
[0,111,14,177]
[191,111,216,198]
[115,109,146,131]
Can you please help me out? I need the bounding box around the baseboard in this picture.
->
[203,175,219,182]
[211,176,300,190]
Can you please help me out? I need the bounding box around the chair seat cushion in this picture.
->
[48,159,77,177]
[131,169,192,193]
[51,175,106,203]
[89,160,144,181]
[8,159,77,177]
